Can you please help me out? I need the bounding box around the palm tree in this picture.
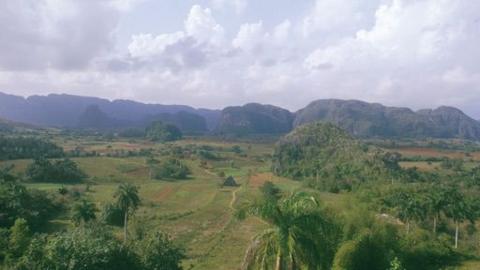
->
[426,185,448,235]
[240,192,340,270]
[71,199,97,225]
[114,183,140,243]
[443,186,475,248]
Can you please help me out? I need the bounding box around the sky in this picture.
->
[0,0,479,117]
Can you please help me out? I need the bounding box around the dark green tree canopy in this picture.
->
[145,121,182,142]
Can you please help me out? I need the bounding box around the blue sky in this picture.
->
[0,0,479,117]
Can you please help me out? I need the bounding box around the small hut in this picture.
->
[222,176,238,187]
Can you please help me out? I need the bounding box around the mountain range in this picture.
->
[1,91,480,140]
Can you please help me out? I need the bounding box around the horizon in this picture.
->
[1,90,478,119]
[0,0,479,117]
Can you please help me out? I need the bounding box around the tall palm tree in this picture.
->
[71,199,97,225]
[114,183,140,243]
[443,186,475,248]
[241,192,340,270]
[426,185,448,235]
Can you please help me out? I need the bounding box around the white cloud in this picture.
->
[184,5,225,45]
[128,32,185,59]
[211,0,247,14]
[232,21,265,51]
[0,0,125,70]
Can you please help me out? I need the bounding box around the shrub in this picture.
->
[101,203,124,227]
[26,158,87,183]
[145,121,182,142]
[152,158,190,180]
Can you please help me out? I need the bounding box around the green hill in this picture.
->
[272,122,389,191]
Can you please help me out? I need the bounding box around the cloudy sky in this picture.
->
[0,0,479,116]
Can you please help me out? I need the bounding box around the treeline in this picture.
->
[0,136,64,160]
[26,157,87,183]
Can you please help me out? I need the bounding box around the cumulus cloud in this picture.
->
[0,0,136,70]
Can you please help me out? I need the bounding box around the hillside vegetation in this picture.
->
[272,122,389,191]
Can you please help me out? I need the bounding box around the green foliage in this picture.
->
[272,123,390,191]
[15,226,141,270]
[71,199,97,225]
[197,149,221,160]
[139,232,185,270]
[0,136,64,160]
[145,121,182,142]
[259,181,281,201]
[26,157,87,183]
[440,159,464,171]
[152,158,190,180]
[242,192,342,270]
[115,183,140,216]
[101,202,124,226]
[400,231,458,270]
[8,219,31,260]
[333,228,397,270]
[0,179,60,229]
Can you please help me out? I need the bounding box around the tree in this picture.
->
[382,188,427,234]
[8,218,31,259]
[260,181,282,201]
[145,121,182,142]
[152,158,190,180]
[332,229,396,270]
[140,232,185,270]
[240,192,341,270]
[443,186,475,248]
[71,199,97,225]
[114,183,140,243]
[16,225,141,270]
[425,185,449,235]
[26,158,86,183]
[0,179,59,229]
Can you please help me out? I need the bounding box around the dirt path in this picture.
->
[229,187,240,210]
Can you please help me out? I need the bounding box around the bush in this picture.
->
[152,158,190,180]
[139,232,185,270]
[16,226,141,270]
[101,203,124,227]
[333,228,396,270]
[0,181,60,229]
[26,158,87,183]
[145,121,182,142]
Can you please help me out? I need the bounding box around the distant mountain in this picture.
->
[2,91,480,140]
[77,105,122,130]
[0,92,220,131]
[294,99,480,140]
[215,103,294,136]
[145,111,208,134]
